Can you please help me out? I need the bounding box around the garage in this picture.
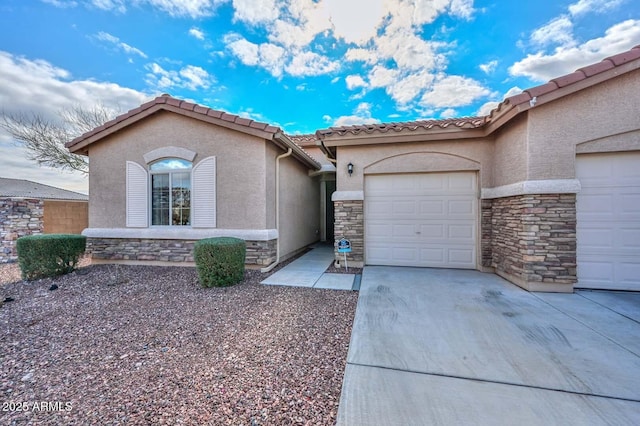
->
[364,172,477,268]
[576,152,640,290]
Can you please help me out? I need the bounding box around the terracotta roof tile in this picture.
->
[206,109,223,119]
[605,46,640,66]
[287,134,318,147]
[525,81,558,98]
[551,71,585,88]
[577,59,615,77]
[249,121,269,130]
[264,125,280,133]
[180,101,196,111]
[316,117,486,137]
[166,97,181,107]
[234,117,252,127]
[504,92,531,106]
[220,113,236,122]
[193,105,209,114]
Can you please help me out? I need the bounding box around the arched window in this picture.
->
[149,158,192,226]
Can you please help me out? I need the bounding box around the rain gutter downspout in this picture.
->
[260,147,293,273]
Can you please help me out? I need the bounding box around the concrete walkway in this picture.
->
[338,267,640,425]
[261,245,355,290]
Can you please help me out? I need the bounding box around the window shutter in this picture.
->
[126,161,148,227]
[192,156,216,228]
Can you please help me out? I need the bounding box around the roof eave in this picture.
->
[66,103,279,155]
[273,132,322,170]
[319,126,488,147]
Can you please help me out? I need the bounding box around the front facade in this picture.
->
[66,96,323,268]
[67,46,639,292]
[318,46,640,293]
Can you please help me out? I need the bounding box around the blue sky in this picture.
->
[0,0,639,193]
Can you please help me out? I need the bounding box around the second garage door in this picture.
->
[365,172,477,268]
[576,152,640,290]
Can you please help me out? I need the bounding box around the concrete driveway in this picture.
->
[338,267,640,425]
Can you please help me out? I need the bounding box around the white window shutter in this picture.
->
[126,161,148,227]
[192,156,216,228]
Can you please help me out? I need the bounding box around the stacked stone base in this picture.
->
[333,200,364,267]
[1,198,44,263]
[88,238,277,266]
[484,194,577,292]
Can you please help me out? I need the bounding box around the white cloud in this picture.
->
[568,0,626,16]
[0,51,149,193]
[141,0,225,18]
[476,86,523,116]
[324,0,384,44]
[440,108,457,118]
[345,75,368,90]
[333,115,380,127]
[224,34,287,77]
[322,114,332,122]
[510,19,640,81]
[449,0,475,19]
[420,75,491,108]
[95,31,147,58]
[530,16,575,48]
[90,0,126,13]
[232,0,279,25]
[189,27,205,40]
[387,70,435,105]
[145,62,214,90]
[479,60,498,74]
[285,50,339,76]
[41,0,78,7]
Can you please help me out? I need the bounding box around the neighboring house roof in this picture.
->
[317,45,640,142]
[287,134,318,147]
[0,177,88,201]
[66,94,321,170]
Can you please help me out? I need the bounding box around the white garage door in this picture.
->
[365,172,477,268]
[576,152,640,290]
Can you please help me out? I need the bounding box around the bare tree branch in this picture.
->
[0,104,117,174]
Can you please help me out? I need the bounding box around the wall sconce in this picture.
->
[347,162,354,176]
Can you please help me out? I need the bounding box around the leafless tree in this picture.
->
[0,104,117,174]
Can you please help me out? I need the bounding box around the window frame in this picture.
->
[148,158,193,227]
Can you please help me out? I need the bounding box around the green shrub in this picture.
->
[194,237,246,287]
[17,234,87,281]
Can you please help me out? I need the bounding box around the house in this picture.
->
[0,178,88,262]
[65,96,332,269]
[316,45,640,293]
[67,46,640,292]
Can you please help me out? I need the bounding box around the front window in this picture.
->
[150,158,191,226]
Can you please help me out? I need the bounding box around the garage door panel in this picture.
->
[365,172,477,269]
[577,152,640,290]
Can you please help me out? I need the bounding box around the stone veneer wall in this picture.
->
[1,198,44,263]
[87,238,277,266]
[333,200,364,266]
[489,194,577,291]
[481,199,493,268]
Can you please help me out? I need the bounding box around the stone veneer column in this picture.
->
[489,194,577,292]
[0,198,44,263]
[333,200,364,267]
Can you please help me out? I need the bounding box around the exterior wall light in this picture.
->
[347,162,354,176]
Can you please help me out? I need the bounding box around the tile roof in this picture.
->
[317,45,640,139]
[316,117,486,137]
[66,94,320,170]
[0,178,88,201]
[286,134,318,147]
[66,94,281,151]
[494,44,640,114]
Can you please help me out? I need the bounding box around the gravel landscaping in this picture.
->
[0,259,358,425]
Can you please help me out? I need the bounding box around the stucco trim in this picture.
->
[143,146,197,164]
[82,228,278,241]
[481,179,581,199]
[332,191,364,201]
[364,151,480,175]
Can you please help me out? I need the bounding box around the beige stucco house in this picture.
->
[317,45,640,293]
[66,96,331,270]
[67,45,639,291]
